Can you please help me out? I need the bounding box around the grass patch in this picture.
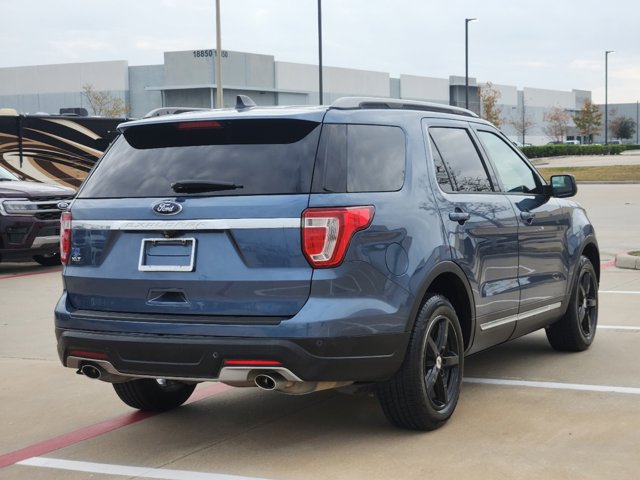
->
[536,165,640,182]
[629,251,640,257]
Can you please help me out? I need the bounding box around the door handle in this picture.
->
[520,211,535,223]
[449,211,470,224]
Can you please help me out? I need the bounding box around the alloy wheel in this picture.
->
[424,315,461,410]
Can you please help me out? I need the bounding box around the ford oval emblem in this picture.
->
[57,201,70,211]
[152,201,182,216]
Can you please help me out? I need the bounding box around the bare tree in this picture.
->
[81,84,128,117]
[573,99,602,143]
[543,107,571,143]
[479,82,503,128]
[508,103,535,145]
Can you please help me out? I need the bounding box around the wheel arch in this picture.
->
[410,261,475,351]
[559,236,600,316]
[581,240,600,283]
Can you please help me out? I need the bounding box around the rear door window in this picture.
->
[429,127,494,193]
[78,119,321,198]
[312,124,405,193]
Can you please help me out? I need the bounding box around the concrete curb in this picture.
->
[615,252,640,270]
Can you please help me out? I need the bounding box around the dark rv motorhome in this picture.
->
[0,111,124,188]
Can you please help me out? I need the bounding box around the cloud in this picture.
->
[612,65,640,81]
[134,37,195,53]
[568,59,601,71]
[516,60,551,69]
[47,39,115,62]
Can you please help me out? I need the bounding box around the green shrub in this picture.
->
[520,144,630,158]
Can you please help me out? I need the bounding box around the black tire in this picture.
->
[33,252,61,266]
[546,255,598,352]
[112,379,196,411]
[377,294,464,431]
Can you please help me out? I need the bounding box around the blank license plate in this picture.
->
[138,237,196,272]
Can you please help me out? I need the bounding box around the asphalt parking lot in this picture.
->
[1,184,640,480]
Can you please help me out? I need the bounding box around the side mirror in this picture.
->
[549,174,577,198]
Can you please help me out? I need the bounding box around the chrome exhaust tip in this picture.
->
[80,364,102,380]
[254,373,279,391]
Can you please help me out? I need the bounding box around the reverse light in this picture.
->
[302,206,374,268]
[60,211,72,265]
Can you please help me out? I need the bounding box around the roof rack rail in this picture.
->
[330,97,478,118]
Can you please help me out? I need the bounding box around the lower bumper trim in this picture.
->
[57,329,409,383]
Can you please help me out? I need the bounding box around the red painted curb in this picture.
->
[0,383,232,469]
[0,267,61,280]
[601,258,616,270]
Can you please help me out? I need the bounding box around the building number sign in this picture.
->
[193,50,228,58]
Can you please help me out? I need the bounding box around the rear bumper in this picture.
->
[56,328,409,383]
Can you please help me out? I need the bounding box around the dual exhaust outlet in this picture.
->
[78,362,352,395]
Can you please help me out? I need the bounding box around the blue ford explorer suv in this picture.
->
[55,96,599,430]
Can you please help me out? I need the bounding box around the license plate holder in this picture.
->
[138,237,196,272]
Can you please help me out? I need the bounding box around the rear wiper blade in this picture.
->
[171,180,244,194]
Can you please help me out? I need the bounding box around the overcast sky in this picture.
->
[1,0,638,104]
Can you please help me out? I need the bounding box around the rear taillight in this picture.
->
[60,211,72,265]
[302,206,374,268]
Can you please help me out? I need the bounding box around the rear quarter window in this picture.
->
[312,124,405,193]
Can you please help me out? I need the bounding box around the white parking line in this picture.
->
[464,378,640,395]
[600,290,640,294]
[18,457,271,480]
[598,325,640,331]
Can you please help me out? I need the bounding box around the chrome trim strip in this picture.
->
[66,357,217,382]
[31,235,60,247]
[480,302,562,331]
[66,356,303,384]
[218,366,303,383]
[480,313,518,331]
[72,218,301,231]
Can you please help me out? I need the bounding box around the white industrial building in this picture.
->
[1,48,634,145]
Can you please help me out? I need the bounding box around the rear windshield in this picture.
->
[79,119,321,198]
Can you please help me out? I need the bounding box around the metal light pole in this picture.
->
[522,99,526,146]
[318,0,323,105]
[605,50,614,144]
[215,0,223,108]
[465,18,477,110]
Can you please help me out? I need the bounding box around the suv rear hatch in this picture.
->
[64,111,324,320]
